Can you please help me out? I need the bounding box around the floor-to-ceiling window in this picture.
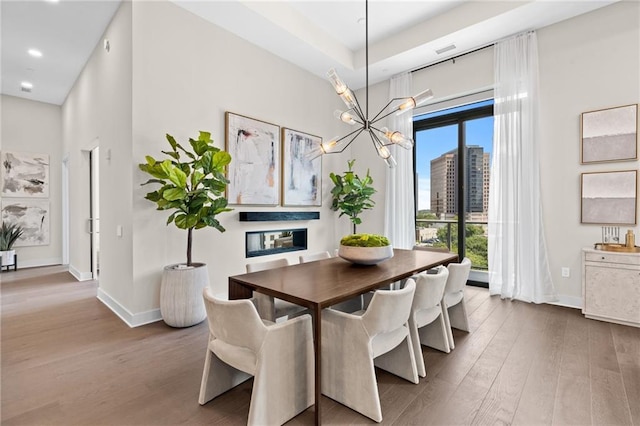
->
[414,99,493,285]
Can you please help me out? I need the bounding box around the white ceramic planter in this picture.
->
[160,263,208,327]
[338,245,394,265]
[1,250,16,267]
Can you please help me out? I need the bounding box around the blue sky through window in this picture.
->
[414,100,494,211]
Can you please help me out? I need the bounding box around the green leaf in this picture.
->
[189,138,209,156]
[163,187,187,201]
[166,212,177,225]
[161,150,179,160]
[212,151,231,169]
[174,214,188,229]
[141,178,166,186]
[184,214,198,229]
[145,156,156,166]
[166,134,178,151]
[199,131,212,142]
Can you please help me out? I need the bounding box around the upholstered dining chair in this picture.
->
[442,257,472,349]
[321,279,418,422]
[198,288,314,426]
[299,251,331,263]
[407,266,450,378]
[246,258,306,321]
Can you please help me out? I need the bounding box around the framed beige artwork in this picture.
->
[581,104,638,164]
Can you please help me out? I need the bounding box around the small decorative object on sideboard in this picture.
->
[594,228,640,253]
[338,233,393,265]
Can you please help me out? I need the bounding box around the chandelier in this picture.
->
[308,0,433,167]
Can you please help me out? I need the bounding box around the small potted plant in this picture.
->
[0,221,24,269]
[329,159,376,234]
[139,131,232,327]
[330,160,392,265]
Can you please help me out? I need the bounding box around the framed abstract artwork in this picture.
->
[281,128,322,206]
[1,151,50,197]
[225,112,280,205]
[1,199,50,246]
[581,104,638,164]
[581,170,637,225]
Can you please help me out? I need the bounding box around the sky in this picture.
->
[414,100,494,211]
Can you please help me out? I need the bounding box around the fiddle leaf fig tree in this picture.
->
[139,131,232,266]
[329,159,376,234]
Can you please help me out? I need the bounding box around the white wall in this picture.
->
[363,1,639,307]
[62,0,134,318]
[128,1,347,317]
[538,0,639,307]
[0,95,63,267]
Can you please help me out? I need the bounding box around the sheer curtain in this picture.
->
[384,72,415,249]
[488,31,556,303]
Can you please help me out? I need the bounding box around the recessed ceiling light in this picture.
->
[44,0,60,3]
[28,49,43,58]
[21,81,33,89]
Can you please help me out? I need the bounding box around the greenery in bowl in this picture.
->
[340,233,390,248]
[0,221,24,251]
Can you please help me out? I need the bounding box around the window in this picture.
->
[414,100,494,284]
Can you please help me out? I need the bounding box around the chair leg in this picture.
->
[441,304,455,350]
[198,348,251,405]
[253,293,276,322]
[374,332,419,385]
[418,315,451,354]
[408,317,427,378]
[448,299,470,332]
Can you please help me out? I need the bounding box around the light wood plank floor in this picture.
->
[1,266,639,425]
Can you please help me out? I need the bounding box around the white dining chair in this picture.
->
[299,251,331,263]
[198,288,314,426]
[246,258,306,321]
[321,279,418,422]
[442,257,472,349]
[407,266,450,378]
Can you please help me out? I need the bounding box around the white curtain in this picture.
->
[488,31,557,303]
[384,72,415,249]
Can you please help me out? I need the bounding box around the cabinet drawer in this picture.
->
[585,251,640,265]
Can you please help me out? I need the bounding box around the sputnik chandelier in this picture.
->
[308,0,433,167]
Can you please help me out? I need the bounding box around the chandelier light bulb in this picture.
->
[339,88,358,110]
[326,68,347,95]
[334,110,357,125]
[396,88,434,115]
[379,127,414,150]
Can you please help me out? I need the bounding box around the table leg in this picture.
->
[313,304,321,425]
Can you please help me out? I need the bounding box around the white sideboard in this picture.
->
[582,248,640,328]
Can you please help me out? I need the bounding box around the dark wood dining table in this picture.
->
[228,248,459,424]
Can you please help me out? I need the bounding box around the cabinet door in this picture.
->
[585,265,640,324]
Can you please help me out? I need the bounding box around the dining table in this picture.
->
[228,248,459,425]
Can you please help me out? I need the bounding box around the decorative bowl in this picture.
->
[338,244,394,265]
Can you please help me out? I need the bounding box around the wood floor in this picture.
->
[1,266,638,425]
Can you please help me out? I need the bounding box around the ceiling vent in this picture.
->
[21,86,32,93]
[436,44,456,55]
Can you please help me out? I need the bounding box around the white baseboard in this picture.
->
[548,295,582,310]
[17,257,62,269]
[69,264,93,281]
[97,287,162,328]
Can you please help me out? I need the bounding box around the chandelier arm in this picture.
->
[332,128,366,154]
[369,130,393,148]
[335,126,366,145]
[370,97,412,123]
[349,95,366,122]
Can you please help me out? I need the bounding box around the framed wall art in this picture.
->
[1,151,50,197]
[1,199,50,246]
[581,170,637,225]
[225,112,280,205]
[581,104,638,164]
[281,128,322,206]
